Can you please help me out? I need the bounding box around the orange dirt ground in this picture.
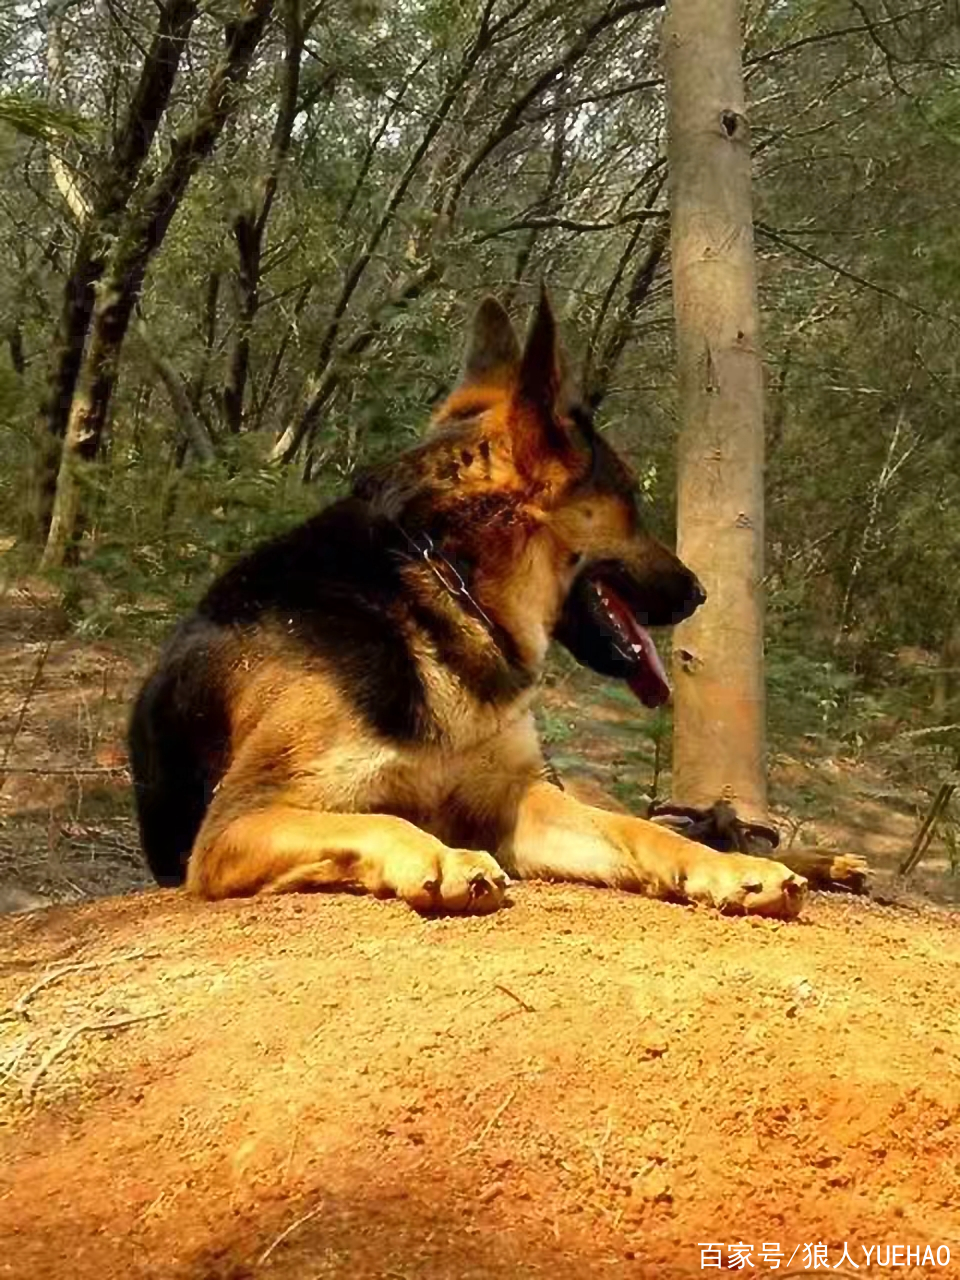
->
[1,884,958,1280]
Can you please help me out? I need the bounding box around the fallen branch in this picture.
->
[493,982,535,1014]
[10,949,160,1017]
[24,1011,167,1102]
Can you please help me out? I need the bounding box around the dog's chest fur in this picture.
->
[292,692,542,849]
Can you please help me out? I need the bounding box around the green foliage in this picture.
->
[47,438,329,638]
[767,645,860,742]
[0,93,93,141]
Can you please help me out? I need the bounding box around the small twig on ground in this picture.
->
[457,1087,518,1156]
[591,1112,614,1179]
[493,982,535,1013]
[454,982,536,1026]
[23,1011,167,1102]
[282,1121,301,1185]
[780,1272,861,1279]
[897,723,960,740]
[9,948,160,1017]
[256,1202,325,1267]
[0,1035,37,1085]
[0,945,84,973]
[0,639,53,795]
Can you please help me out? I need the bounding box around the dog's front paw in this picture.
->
[683,849,807,919]
[379,845,508,915]
[432,847,509,914]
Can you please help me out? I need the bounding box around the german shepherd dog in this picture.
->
[129,292,806,919]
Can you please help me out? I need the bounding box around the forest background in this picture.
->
[0,0,958,900]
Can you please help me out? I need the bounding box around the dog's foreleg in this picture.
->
[187,807,507,912]
[504,781,806,919]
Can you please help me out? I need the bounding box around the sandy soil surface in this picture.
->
[1,884,958,1280]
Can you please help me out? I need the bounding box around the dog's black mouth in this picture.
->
[554,560,704,708]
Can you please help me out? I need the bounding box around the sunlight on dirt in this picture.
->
[1,888,958,1279]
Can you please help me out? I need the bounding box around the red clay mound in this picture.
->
[1,885,958,1279]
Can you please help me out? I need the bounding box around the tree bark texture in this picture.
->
[663,0,768,818]
[34,0,200,539]
[222,0,304,435]
[40,0,275,569]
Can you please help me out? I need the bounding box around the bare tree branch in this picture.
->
[525,74,663,123]
[755,222,960,332]
[745,4,937,72]
[444,0,666,217]
[134,319,217,463]
[270,8,500,463]
[473,207,666,242]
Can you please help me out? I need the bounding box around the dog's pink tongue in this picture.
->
[601,585,672,708]
[626,628,671,708]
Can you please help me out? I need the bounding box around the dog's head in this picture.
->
[356,290,705,706]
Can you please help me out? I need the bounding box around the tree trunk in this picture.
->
[663,0,767,819]
[40,0,275,569]
[135,320,217,463]
[221,0,304,435]
[33,0,201,539]
[222,213,262,434]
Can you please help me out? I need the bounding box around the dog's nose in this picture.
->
[668,576,707,625]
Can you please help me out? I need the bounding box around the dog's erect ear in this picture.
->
[516,285,565,411]
[460,297,521,386]
[508,286,584,478]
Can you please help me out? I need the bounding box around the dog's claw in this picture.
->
[468,875,489,899]
[684,849,808,919]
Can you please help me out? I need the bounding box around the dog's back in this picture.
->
[128,496,442,884]
[128,618,229,885]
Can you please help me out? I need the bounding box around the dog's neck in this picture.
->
[388,516,543,721]
[392,525,496,636]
